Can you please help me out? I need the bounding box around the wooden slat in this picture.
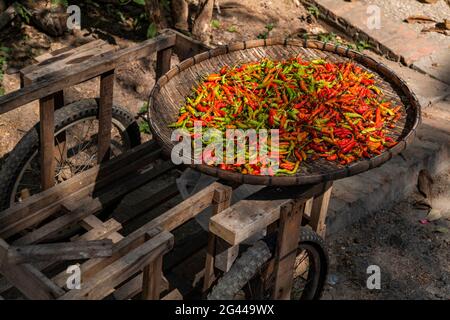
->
[12,161,173,245]
[112,273,169,300]
[142,255,163,300]
[0,142,162,238]
[51,182,225,289]
[0,217,122,295]
[39,95,55,190]
[113,180,178,225]
[7,240,113,264]
[59,230,173,300]
[172,29,210,61]
[0,33,176,115]
[0,140,159,226]
[97,70,115,163]
[309,181,333,237]
[209,184,328,245]
[162,288,182,300]
[156,47,172,80]
[22,40,115,83]
[273,201,304,300]
[77,216,123,242]
[0,238,64,299]
[203,187,232,292]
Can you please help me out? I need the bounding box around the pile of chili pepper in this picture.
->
[169,57,401,175]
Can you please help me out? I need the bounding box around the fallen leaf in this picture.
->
[405,15,436,24]
[427,208,442,221]
[434,227,448,233]
[419,219,430,224]
[418,0,438,3]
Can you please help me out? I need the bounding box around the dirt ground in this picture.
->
[323,168,450,300]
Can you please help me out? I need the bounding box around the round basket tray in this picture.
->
[148,38,421,186]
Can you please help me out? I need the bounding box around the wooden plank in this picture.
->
[156,47,172,80]
[113,180,179,225]
[0,238,64,299]
[142,254,163,300]
[0,217,121,295]
[214,238,239,273]
[0,143,163,239]
[0,140,159,233]
[113,273,169,300]
[12,161,174,245]
[309,181,333,237]
[51,182,225,289]
[0,33,176,115]
[39,95,55,191]
[97,70,114,163]
[77,216,123,242]
[172,29,210,61]
[59,230,173,300]
[22,40,115,83]
[209,184,327,245]
[272,201,304,300]
[162,288,182,300]
[7,240,113,264]
[203,187,232,292]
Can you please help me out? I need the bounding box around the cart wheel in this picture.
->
[207,228,328,300]
[0,98,141,210]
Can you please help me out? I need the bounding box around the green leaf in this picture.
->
[265,23,274,31]
[307,5,320,18]
[147,23,158,39]
[139,121,151,134]
[139,102,149,114]
[227,25,237,33]
[133,0,146,5]
[51,0,68,7]
[211,19,220,29]
[0,46,10,54]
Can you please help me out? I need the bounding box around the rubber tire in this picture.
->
[0,98,141,210]
[207,228,329,300]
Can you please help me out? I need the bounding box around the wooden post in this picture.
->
[310,181,333,238]
[53,91,67,173]
[97,69,115,164]
[53,91,64,109]
[23,73,64,191]
[39,95,56,190]
[272,200,304,300]
[142,255,163,300]
[202,186,232,293]
[156,47,172,80]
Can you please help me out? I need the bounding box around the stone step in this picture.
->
[327,103,450,234]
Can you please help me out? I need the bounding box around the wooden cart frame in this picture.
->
[0,29,332,300]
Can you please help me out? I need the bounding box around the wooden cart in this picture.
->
[0,29,418,300]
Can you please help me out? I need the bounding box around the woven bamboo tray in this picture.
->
[148,38,421,186]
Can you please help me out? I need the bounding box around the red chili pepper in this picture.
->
[170,57,400,175]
